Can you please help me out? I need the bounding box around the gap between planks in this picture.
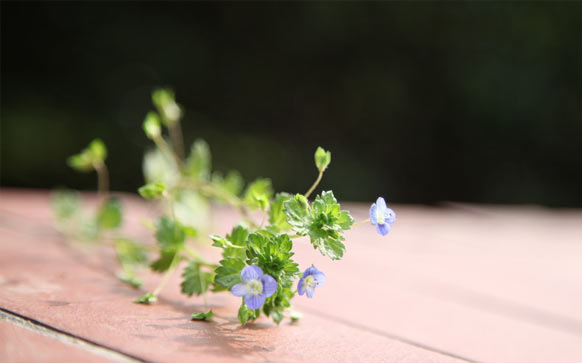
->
[0,308,147,363]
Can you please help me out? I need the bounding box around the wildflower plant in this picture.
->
[52,88,395,325]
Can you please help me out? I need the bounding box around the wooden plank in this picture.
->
[0,314,114,363]
[1,190,581,362]
[0,201,462,363]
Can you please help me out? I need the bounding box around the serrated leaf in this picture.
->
[97,197,122,230]
[191,310,214,321]
[181,261,213,296]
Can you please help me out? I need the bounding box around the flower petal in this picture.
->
[384,207,396,226]
[305,286,316,298]
[231,283,249,297]
[376,197,387,213]
[376,223,390,236]
[241,265,263,283]
[297,278,305,296]
[303,266,320,278]
[244,294,266,310]
[261,274,278,298]
[313,272,326,286]
[369,204,378,225]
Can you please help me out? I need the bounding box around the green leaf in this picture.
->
[155,216,186,249]
[290,311,303,322]
[184,139,211,181]
[243,178,273,211]
[97,197,122,230]
[150,249,178,272]
[268,192,292,232]
[283,194,310,235]
[314,146,331,172]
[152,88,182,125]
[116,271,143,289]
[238,303,250,325]
[134,293,157,304]
[143,112,161,139]
[212,170,244,197]
[213,258,245,289]
[284,191,354,260]
[138,181,166,199]
[181,261,213,296]
[51,190,81,223]
[67,138,108,172]
[191,310,214,321]
[115,239,148,265]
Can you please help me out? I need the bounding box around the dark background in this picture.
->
[2,2,581,206]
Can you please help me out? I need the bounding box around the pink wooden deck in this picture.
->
[1,189,581,362]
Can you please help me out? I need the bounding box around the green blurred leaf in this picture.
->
[68,139,107,172]
[134,292,157,304]
[184,139,211,181]
[116,271,143,289]
[97,197,122,230]
[211,170,244,197]
[138,181,166,199]
[155,216,185,249]
[191,310,213,321]
[152,88,182,125]
[243,178,273,211]
[115,239,148,266]
[143,112,162,140]
[51,190,81,223]
[314,146,331,172]
[150,249,178,272]
[268,192,292,232]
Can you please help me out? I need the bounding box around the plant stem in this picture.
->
[168,122,185,161]
[94,162,109,200]
[304,171,323,199]
[153,252,181,296]
[153,134,183,170]
[352,218,370,227]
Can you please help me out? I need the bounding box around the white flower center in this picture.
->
[303,275,316,289]
[376,207,385,224]
[247,279,263,295]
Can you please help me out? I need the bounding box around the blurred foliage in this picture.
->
[1,3,581,206]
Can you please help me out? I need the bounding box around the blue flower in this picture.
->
[231,265,277,309]
[370,197,396,236]
[298,266,326,298]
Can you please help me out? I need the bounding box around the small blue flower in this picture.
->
[298,266,326,298]
[231,265,277,309]
[370,197,396,236]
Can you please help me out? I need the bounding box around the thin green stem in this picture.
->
[94,162,109,201]
[352,218,370,227]
[304,171,323,199]
[153,252,181,296]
